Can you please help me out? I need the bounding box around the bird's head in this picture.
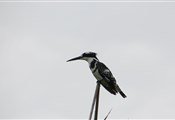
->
[67,52,98,63]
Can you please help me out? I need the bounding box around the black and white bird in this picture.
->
[67,52,126,98]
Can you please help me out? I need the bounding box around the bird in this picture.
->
[67,52,126,98]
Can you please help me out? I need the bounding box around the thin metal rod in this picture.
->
[94,83,100,120]
[89,83,100,120]
[104,109,112,120]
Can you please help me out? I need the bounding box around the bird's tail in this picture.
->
[114,84,127,98]
[119,91,127,98]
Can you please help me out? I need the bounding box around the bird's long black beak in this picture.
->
[67,56,82,62]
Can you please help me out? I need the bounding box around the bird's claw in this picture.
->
[96,79,102,84]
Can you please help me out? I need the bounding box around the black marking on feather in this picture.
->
[90,60,96,69]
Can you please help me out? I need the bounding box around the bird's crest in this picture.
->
[82,52,98,60]
[82,52,97,57]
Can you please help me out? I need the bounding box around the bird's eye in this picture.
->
[83,53,86,56]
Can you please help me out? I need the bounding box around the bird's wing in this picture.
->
[97,62,116,83]
[96,62,118,94]
[97,62,127,97]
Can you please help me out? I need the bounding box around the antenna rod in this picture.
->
[94,83,100,120]
[89,82,100,120]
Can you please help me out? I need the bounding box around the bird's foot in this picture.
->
[96,79,102,84]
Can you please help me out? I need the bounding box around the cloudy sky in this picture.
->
[0,0,175,119]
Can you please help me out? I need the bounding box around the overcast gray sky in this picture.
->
[0,0,175,119]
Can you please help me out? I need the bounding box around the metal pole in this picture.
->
[94,83,100,120]
[89,83,100,120]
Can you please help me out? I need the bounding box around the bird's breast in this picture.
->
[91,69,103,80]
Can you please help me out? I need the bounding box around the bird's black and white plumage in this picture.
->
[67,52,126,98]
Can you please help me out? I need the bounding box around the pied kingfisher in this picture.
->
[67,52,126,98]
